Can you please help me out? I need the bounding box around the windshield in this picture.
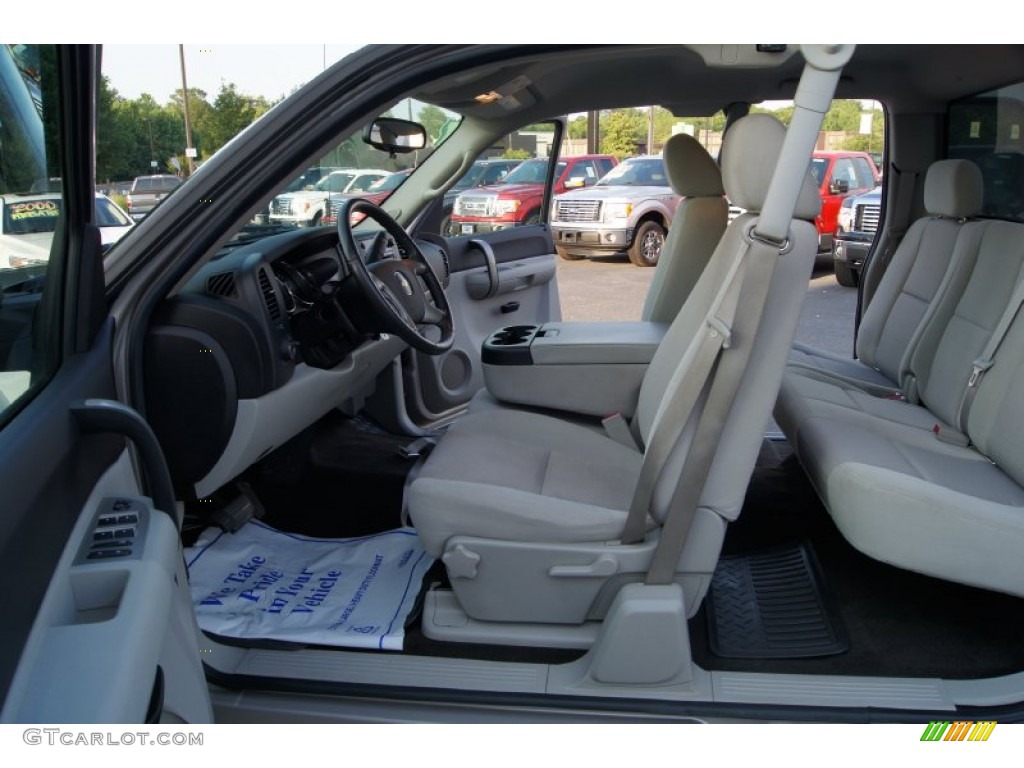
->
[96,197,132,227]
[503,159,562,185]
[316,173,356,193]
[369,171,410,192]
[4,197,133,235]
[596,158,667,187]
[3,198,60,234]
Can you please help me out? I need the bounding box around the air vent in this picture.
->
[257,268,282,321]
[206,272,238,298]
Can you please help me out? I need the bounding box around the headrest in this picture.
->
[662,133,724,197]
[924,159,983,219]
[721,113,820,220]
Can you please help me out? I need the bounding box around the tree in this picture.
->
[600,108,646,158]
[202,82,272,157]
[567,115,588,140]
[417,105,448,143]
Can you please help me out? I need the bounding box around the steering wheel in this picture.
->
[335,197,454,355]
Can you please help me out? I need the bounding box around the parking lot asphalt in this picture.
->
[557,256,858,359]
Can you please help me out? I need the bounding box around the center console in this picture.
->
[481,321,667,417]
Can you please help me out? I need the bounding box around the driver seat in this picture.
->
[407,114,820,625]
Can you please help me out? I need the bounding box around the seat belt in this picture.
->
[626,44,854,580]
[645,235,781,583]
[956,272,1024,432]
[619,240,749,545]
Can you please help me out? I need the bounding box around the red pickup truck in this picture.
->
[810,150,880,253]
[450,154,617,235]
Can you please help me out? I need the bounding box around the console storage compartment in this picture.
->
[481,321,667,417]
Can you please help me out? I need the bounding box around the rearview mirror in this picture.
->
[363,118,427,154]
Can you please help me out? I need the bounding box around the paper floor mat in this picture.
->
[186,521,433,651]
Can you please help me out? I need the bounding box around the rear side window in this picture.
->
[948,83,1024,222]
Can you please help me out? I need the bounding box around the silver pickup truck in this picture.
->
[125,174,182,220]
[550,155,681,266]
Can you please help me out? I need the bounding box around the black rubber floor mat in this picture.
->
[705,543,848,659]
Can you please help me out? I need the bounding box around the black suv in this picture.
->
[832,185,881,286]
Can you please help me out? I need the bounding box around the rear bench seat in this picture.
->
[787,159,983,395]
[775,165,1024,597]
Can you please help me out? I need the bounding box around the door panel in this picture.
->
[0,44,212,723]
[2,452,209,723]
[403,225,561,422]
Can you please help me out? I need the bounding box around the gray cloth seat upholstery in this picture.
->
[778,209,1024,596]
[408,114,820,623]
[642,133,728,323]
[786,159,983,394]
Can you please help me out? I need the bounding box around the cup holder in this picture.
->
[489,325,538,346]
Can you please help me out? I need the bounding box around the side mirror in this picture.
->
[564,178,585,189]
[830,178,850,195]
[363,117,427,154]
[304,184,315,191]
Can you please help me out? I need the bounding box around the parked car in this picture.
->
[832,184,882,286]
[809,150,880,253]
[449,154,617,235]
[0,192,133,269]
[125,173,182,220]
[440,158,521,232]
[322,168,413,225]
[269,168,389,227]
[550,155,681,266]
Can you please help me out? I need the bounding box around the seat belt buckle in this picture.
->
[968,358,994,388]
[602,413,640,451]
[933,423,970,447]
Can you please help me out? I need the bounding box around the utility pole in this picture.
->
[179,45,196,175]
[586,111,600,154]
[647,106,655,155]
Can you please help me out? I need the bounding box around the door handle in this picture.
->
[71,398,178,529]
[468,238,499,298]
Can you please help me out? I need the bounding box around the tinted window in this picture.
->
[949,83,1024,222]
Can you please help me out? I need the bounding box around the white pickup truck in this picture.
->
[550,155,681,266]
[269,168,390,227]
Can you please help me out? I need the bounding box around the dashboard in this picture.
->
[143,224,450,499]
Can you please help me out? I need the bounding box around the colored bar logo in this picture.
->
[920,721,996,741]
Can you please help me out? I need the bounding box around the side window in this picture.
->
[948,83,1024,222]
[852,157,876,189]
[596,158,615,177]
[565,160,598,189]
[830,158,857,192]
[443,121,558,237]
[0,45,64,422]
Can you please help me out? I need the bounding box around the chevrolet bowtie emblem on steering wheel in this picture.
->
[394,272,414,297]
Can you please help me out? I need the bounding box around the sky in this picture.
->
[103,45,362,103]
